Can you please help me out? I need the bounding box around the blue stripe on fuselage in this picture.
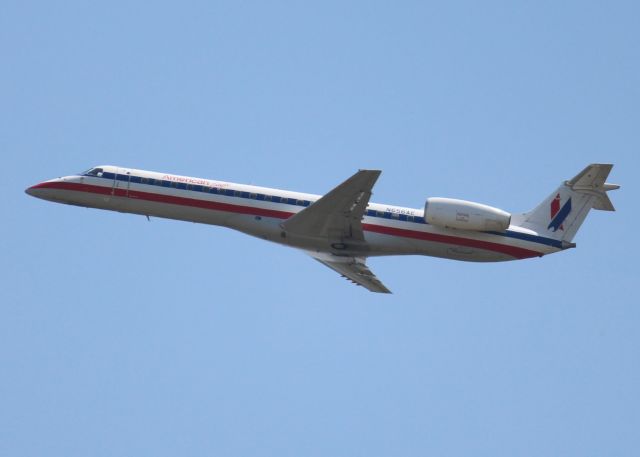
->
[486,230,563,249]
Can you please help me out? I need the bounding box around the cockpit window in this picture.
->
[83,167,104,177]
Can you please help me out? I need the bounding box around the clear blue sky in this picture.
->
[2,1,638,455]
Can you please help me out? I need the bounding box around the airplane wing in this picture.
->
[282,169,381,242]
[308,251,392,293]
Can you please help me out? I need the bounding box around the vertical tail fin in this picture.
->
[513,164,619,242]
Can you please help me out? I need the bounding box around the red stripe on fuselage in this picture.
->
[362,223,540,259]
[34,181,542,259]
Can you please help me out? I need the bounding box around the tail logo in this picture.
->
[548,194,572,232]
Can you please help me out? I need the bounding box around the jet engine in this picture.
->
[424,197,511,231]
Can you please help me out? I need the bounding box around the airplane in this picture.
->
[26,163,619,293]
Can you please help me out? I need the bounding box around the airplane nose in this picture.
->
[25,178,69,202]
[25,182,49,199]
[25,184,38,197]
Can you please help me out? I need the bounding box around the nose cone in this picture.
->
[25,177,80,204]
[25,183,43,197]
[25,180,60,200]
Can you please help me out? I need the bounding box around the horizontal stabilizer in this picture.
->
[566,163,619,211]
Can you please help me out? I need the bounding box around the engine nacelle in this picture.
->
[424,197,511,231]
